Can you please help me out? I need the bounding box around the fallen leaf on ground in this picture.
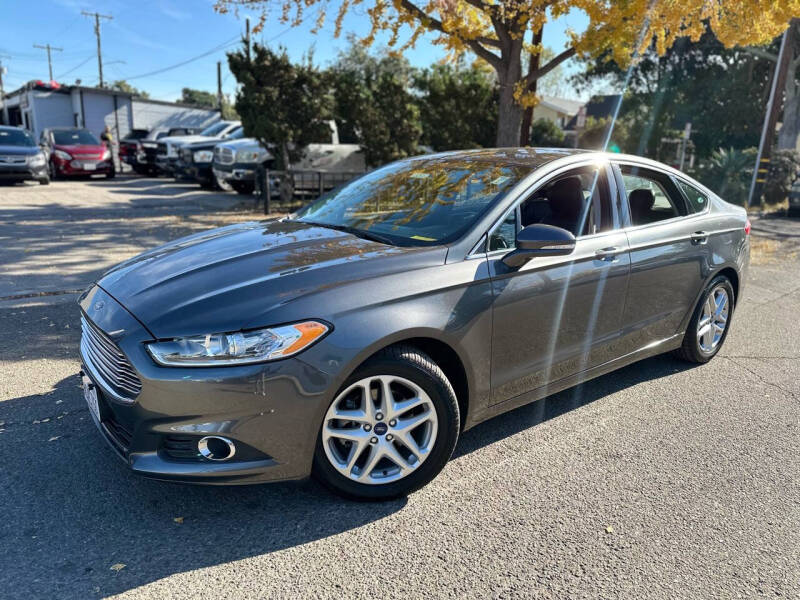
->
[110,563,126,572]
[48,436,61,442]
[173,517,184,524]
[605,526,614,534]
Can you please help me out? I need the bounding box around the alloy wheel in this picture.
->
[697,285,729,353]
[321,375,439,485]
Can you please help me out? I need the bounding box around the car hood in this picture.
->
[216,137,263,152]
[97,219,443,338]
[54,144,104,153]
[0,144,38,156]
[160,134,218,147]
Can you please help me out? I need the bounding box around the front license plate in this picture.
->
[83,378,100,422]
[83,162,96,170]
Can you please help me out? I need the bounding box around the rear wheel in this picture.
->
[232,181,255,195]
[312,345,460,501]
[673,275,735,363]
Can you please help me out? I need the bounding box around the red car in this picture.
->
[40,127,115,179]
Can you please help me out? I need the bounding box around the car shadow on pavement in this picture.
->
[0,376,406,599]
[454,355,696,460]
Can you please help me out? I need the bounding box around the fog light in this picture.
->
[198,436,236,461]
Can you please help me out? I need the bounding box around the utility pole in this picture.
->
[749,22,796,207]
[0,60,8,125]
[33,43,63,81]
[245,17,251,62]
[82,11,112,88]
[217,61,223,113]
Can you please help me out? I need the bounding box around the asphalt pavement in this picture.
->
[0,178,798,599]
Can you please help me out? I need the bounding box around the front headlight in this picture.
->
[27,152,46,167]
[54,149,72,160]
[102,148,111,160]
[193,150,214,163]
[146,321,329,367]
[235,150,265,163]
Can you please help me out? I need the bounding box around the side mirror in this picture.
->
[502,223,576,268]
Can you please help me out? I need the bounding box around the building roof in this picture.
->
[564,94,623,130]
[538,95,585,117]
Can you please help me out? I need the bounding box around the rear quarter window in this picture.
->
[676,179,709,213]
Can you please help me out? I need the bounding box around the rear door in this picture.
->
[488,162,630,405]
[613,162,713,353]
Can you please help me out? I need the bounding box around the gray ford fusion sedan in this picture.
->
[78,148,750,500]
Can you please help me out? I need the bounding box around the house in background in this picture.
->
[1,81,221,141]
[532,95,585,130]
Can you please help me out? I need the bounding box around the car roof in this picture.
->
[408,147,587,169]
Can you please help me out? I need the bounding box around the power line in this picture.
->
[124,36,241,81]
[56,55,94,79]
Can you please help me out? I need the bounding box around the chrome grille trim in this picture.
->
[80,316,142,401]
[0,155,27,164]
[215,146,235,165]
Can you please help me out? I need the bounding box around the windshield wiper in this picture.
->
[299,221,395,246]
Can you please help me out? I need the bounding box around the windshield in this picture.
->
[228,127,245,140]
[53,129,100,145]
[294,156,531,246]
[0,128,35,147]
[199,122,230,137]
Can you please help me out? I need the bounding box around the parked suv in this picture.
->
[0,126,49,185]
[176,127,245,189]
[40,127,114,179]
[156,121,241,176]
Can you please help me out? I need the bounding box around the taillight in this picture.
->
[744,219,751,235]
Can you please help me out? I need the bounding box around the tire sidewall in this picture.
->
[688,275,735,362]
[312,352,460,501]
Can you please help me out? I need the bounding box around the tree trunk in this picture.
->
[496,80,523,147]
[519,29,543,146]
[279,142,294,205]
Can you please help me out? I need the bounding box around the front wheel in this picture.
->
[312,345,460,501]
[232,181,255,195]
[673,275,735,363]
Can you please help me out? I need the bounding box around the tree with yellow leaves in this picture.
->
[215,0,798,147]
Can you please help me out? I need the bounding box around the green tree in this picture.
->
[413,62,498,151]
[578,116,629,151]
[228,44,332,199]
[179,88,218,107]
[528,118,566,147]
[576,28,777,159]
[109,80,149,98]
[329,42,421,166]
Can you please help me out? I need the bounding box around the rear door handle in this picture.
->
[691,231,708,244]
[595,246,620,260]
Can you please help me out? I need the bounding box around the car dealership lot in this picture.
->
[0,178,798,599]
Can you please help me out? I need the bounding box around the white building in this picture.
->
[1,81,221,140]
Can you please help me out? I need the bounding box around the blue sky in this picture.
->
[0,0,590,102]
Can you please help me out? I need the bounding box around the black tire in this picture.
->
[312,345,460,501]
[232,181,255,195]
[106,166,116,179]
[673,274,735,363]
[49,162,58,181]
[38,176,50,185]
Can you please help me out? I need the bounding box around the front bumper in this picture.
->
[78,285,335,485]
[213,162,256,183]
[0,163,48,181]
[155,155,178,174]
[53,158,113,177]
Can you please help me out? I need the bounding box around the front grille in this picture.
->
[215,146,234,165]
[162,435,201,460]
[0,155,27,165]
[80,315,142,401]
[181,147,192,161]
[157,142,168,156]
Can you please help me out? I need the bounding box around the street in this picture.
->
[0,177,798,599]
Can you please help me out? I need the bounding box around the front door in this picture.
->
[488,164,630,405]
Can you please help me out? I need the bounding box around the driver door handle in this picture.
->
[595,246,620,260]
[691,231,708,245]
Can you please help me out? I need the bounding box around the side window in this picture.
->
[489,210,516,251]
[619,166,687,226]
[675,179,708,213]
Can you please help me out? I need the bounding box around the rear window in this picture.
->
[0,128,35,147]
[676,179,709,213]
[199,122,230,137]
[52,129,100,145]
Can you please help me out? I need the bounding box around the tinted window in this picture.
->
[295,156,531,246]
[52,129,100,145]
[619,165,686,226]
[489,211,516,251]
[676,179,708,213]
[199,122,230,137]
[0,128,35,147]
